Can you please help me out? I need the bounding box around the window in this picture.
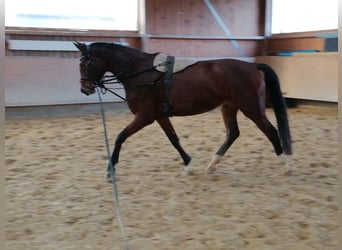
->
[272,0,338,33]
[5,0,138,31]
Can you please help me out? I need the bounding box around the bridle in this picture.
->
[79,55,103,84]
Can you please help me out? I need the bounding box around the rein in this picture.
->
[86,62,165,101]
[96,79,127,101]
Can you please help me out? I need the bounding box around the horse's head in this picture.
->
[74,41,108,96]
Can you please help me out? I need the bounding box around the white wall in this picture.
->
[5,56,124,106]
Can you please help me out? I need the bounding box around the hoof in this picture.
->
[182,170,194,176]
[106,172,112,182]
[206,166,217,174]
[206,155,221,174]
[183,164,194,175]
[284,169,292,176]
[279,153,292,176]
[106,172,120,183]
[182,166,194,176]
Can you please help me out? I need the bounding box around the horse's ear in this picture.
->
[73,41,87,53]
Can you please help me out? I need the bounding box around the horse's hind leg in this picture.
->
[250,115,282,155]
[206,105,239,174]
[244,112,291,173]
[157,118,192,172]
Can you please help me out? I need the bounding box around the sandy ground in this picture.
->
[5,103,337,250]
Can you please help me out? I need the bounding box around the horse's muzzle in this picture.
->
[80,80,96,95]
[80,87,96,96]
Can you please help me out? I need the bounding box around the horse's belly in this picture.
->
[171,95,225,116]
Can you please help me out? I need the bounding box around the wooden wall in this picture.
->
[6,0,266,58]
[144,0,266,57]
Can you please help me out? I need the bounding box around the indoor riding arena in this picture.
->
[5,1,338,249]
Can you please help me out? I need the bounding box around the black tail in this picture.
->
[257,63,292,155]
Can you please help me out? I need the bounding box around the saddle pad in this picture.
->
[154,53,197,73]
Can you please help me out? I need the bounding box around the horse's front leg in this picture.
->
[106,114,154,180]
[157,117,192,174]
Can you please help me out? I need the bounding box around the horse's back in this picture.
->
[194,58,264,94]
[207,58,260,77]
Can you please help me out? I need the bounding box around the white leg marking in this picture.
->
[182,163,193,175]
[279,153,291,175]
[206,155,222,174]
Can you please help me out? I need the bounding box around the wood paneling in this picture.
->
[267,38,327,52]
[145,0,265,57]
[146,0,264,36]
[6,1,266,58]
[146,38,261,58]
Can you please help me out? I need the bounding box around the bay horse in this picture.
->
[74,42,292,178]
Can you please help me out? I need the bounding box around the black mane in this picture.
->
[89,42,142,55]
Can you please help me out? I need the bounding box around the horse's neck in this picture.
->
[111,49,154,74]
[99,46,132,69]
[120,53,160,87]
[94,45,156,84]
